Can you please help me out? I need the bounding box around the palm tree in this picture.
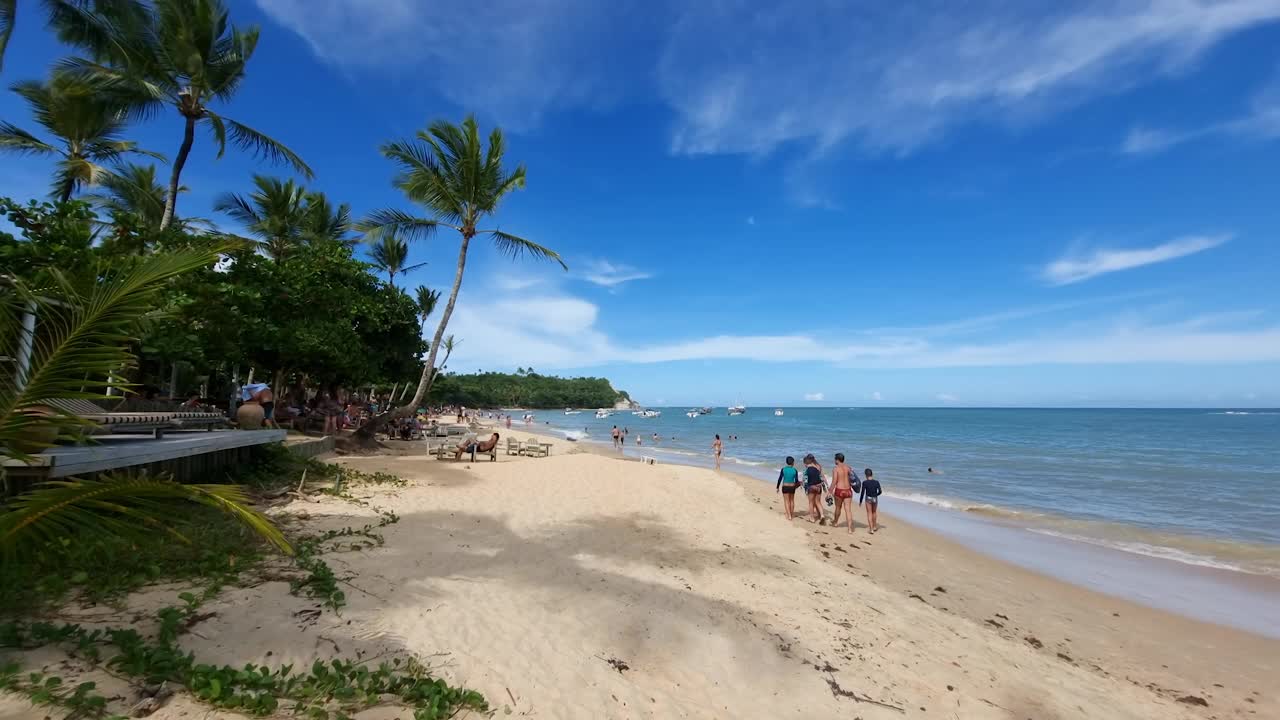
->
[214,174,307,261]
[0,71,162,201]
[84,161,210,234]
[357,116,566,424]
[368,232,425,288]
[47,0,312,230]
[414,285,440,334]
[1,243,290,558]
[300,190,353,247]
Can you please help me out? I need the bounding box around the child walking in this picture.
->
[776,456,801,520]
[859,468,883,533]
[830,453,860,533]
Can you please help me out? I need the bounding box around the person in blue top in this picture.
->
[859,467,883,533]
[776,456,801,520]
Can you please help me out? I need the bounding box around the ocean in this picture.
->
[528,407,1280,633]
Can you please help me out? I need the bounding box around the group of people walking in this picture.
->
[776,453,882,533]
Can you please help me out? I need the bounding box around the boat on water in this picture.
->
[728,404,746,416]
[564,408,581,415]
[639,409,661,418]
[594,409,612,419]
[774,408,784,416]
[698,407,713,415]
[685,410,700,418]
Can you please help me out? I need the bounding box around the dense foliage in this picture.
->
[429,370,628,409]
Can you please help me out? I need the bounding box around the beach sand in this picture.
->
[3,426,1274,719]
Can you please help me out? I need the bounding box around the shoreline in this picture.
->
[521,422,1280,638]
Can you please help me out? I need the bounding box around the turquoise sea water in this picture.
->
[534,408,1280,579]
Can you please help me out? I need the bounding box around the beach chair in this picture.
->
[506,437,523,456]
[44,399,220,439]
[523,439,548,458]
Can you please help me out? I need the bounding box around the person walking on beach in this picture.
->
[776,456,801,520]
[830,453,859,533]
[859,468,882,533]
[712,434,723,470]
[802,454,825,523]
[611,425,621,450]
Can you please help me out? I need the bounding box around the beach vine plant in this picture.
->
[0,591,488,719]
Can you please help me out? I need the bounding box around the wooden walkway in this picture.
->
[3,430,286,479]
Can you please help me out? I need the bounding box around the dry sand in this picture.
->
[3,426,1275,719]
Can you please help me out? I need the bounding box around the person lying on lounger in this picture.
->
[454,432,500,460]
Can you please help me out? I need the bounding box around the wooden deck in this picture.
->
[3,429,287,479]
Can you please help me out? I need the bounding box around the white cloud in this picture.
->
[659,1,1280,157]
[579,260,653,288]
[493,274,546,292]
[803,392,825,402]
[1121,126,1196,154]
[1042,235,1229,285]
[443,286,1280,372]
[746,215,755,225]
[870,391,883,401]
[936,393,959,403]
[255,1,1279,153]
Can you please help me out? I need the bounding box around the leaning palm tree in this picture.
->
[214,174,308,261]
[0,244,290,559]
[0,71,162,201]
[367,232,425,288]
[357,116,566,427]
[48,0,312,230]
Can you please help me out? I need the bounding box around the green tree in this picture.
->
[0,71,162,201]
[84,162,212,242]
[48,0,312,229]
[367,231,424,287]
[299,190,353,247]
[358,116,566,426]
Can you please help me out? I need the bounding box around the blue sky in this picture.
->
[3,1,1280,407]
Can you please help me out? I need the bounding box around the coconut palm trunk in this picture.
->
[161,115,196,230]
[405,234,469,411]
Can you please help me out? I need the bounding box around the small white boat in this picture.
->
[595,409,611,419]
[728,404,746,416]
[774,409,784,416]
[564,408,581,415]
[685,410,700,418]
[640,410,661,418]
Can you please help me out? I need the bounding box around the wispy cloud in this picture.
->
[803,392,825,402]
[1042,235,1230,285]
[444,287,1280,372]
[870,391,883,402]
[580,260,653,288]
[256,1,1279,153]
[746,215,755,226]
[936,393,959,403]
[1122,72,1280,155]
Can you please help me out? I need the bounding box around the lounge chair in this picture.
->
[506,437,523,456]
[523,439,549,458]
[44,399,224,439]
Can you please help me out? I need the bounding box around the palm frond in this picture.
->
[0,471,292,560]
[212,112,313,179]
[0,0,14,72]
[0,246,229,457]
[356,208,444,243]
[486,230,568,270]
[0,122,57,155]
